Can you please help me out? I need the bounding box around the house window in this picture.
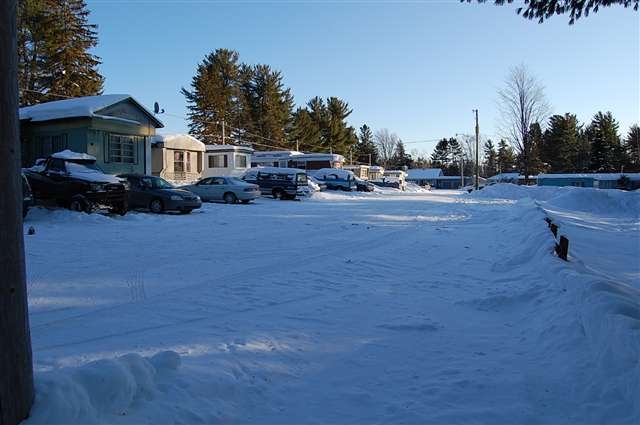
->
[174,151,184,172]
[36,134,68,157]
[108,134,139,164]
[208,154,228,168]
[235,154,247,168]
[186,152,192,173]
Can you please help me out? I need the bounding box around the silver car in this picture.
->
[182,176,260,204]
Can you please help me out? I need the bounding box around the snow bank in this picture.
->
[545,188,640,218]
[471,184,640,219]
[25,351,180,424]
[579,279,640,423]
[468,183,564,201]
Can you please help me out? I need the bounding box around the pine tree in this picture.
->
[497,139,515,173]
[181,49,242,144]
[540,114,580,172]
[623,124,640,171]
[355,124,379,165]
[527,122,544,174]
[430,138,450,167]
[289,96,357,155]
[18,0,104,105]
[587,111,621,172]
[391,141,413,169]
[483,139,498,176]
[240,64,294,148]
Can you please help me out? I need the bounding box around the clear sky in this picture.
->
[89,0,639,156]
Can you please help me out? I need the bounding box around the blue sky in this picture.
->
[89,0,639,156]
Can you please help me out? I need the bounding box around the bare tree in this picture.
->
[374,128,400,168]
[497,65,551,182]
[1,0,35,424]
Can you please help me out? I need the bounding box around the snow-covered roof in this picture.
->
[406,168,443,179]
[252,151,301,159]
[244,166,306,175]
[205,144,253,153]
[152,134,205,152]
[488,173,521,181]
[19,94,163,127]
[51,150,96,161]
[538,173,640,181]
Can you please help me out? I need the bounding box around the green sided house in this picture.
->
[19,94,164,175]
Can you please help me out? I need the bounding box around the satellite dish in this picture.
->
[154,102,160,114]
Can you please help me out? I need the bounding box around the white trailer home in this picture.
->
[203,144,254,177]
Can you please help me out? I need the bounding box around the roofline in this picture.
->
[114,97,164,128]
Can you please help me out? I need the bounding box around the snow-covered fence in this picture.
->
[544,217,569,261]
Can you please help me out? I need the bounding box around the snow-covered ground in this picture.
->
[21,185,639,424]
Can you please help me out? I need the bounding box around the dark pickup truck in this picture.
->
[24,151,128,215]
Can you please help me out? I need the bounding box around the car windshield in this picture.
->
[65,161,103,174]
[141,176,174,189]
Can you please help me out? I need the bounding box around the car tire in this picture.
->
[109,204,128,216]
[69,197,90,213]
[272,189,282,199]
[149,198,164,214]
[223,192,237,204]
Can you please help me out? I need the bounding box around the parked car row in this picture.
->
[22,151,383,218]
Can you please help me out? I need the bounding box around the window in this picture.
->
[48,158,66,172]
[36,134,68,158]
[235,154,247,168]
[186,152,192,173]
[174,151,185,172]
[108,134,139,164]
[208,154,228,168]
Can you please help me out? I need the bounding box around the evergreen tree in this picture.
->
[587,111,621,172]
[181,49,242,144]
[326,97,358,155]
[623,124,640,171]
[289,96,357,155]
[391,141,413,169]
[497,139,515,173]
[18,0,104,105]
[540,114,580,172]
[240,64,294,148]
[483,139,498,176]
[527,122,545,174]
[355,124,379,165]
[430,138,450,167]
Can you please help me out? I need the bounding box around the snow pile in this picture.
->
[309,168,356,180]
[51,150,97,161]
[468,183,564,201]
[545,188,640,218]
[578,279,640,423]
[25,351,180,424]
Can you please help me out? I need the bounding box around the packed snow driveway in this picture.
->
[22,187,640,424]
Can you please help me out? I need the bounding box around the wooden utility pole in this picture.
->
[0,0,35,423]
[473,109,480,190]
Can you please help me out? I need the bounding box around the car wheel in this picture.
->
[272,189,282,199]
[69,197,90,213]
[109,204,127,216]
[223,192,237,204]
[149,198,164,214]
